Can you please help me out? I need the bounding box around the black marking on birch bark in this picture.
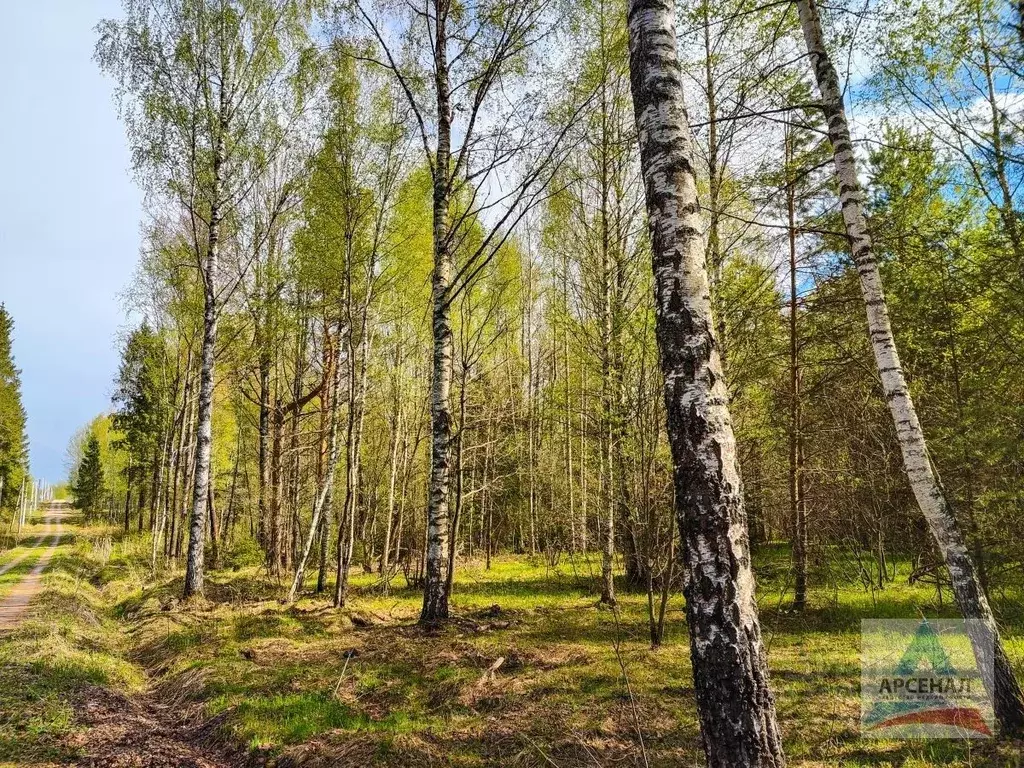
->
[628,0,787,762]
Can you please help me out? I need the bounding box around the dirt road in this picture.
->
[0,502,66,631]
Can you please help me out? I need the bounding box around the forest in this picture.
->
[3,0,1024,765]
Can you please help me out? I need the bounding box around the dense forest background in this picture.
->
[63,0,1024,615]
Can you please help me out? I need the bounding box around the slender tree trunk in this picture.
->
[702,3,727,365]
[258,340,271,552]
[269,408,285,577]
[222,424,241,546]
[166,366,192,560]
[182,82,226,597]
[315,322,335,594]
[123,464,133,534]
[151,383,179,573]
[598,19,616,604]
[798,0,1024,734]
[393,425,413,574]
[447,363,469,594]
[653,506,675,648]
[149,436,164,530]
[579,367,588,552]
[525,265,538,557]
[137,478,147,533]
[627,2,786,764]
[421,0,455,626]
[563,268,576,553]
[177,371,199,560]
[381,405,402,576]
[335,318,369,608]
[786,137,808,611]
[289,326,344,603]
[207,484,219,569]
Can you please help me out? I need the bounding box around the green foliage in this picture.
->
[72,436,106,520]
[0,305,28,513]
[112,323,164,489]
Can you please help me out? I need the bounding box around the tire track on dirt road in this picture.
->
[0,515,55,577]
[0,504,66,631]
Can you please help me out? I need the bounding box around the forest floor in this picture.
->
[2,513,1024,767]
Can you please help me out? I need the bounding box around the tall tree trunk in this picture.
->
[207,483,219,569]
[222,423,241,546]
[257,339,271,552]
[137,477,147,533]
[182,78,226,597]
[177,377,199,559]
[447,362,469,594]
[598,14,616,605]
[122,481,133,536]
[797,0,1024,734]
[626,2,786,765]
[335,316,369,608]
[421,0,454,626]
[786,134,808,611]
[562,256,576,553]
[702,3,727,366]
[153,362,185,572]
[289,325,344,603]
[315,323,335,595]
[381,405,402,576]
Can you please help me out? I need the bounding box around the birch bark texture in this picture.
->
[625,0,786,764]
[183,115,224,600]
[796,0,1024,734]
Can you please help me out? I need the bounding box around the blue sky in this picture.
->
[0,1,141,483]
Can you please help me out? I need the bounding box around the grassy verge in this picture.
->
[3,518,1024,766]
[0,518,144,767]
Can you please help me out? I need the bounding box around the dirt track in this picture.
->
[0,503,65,631]
[0,503,240,766]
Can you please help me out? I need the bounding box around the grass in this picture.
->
[0,519,144,767]
[2,516,1024,766]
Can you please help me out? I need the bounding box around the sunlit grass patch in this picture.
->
[0,515,144,765]
[7,516,1024,767]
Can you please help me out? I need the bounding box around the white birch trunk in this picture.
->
[182,91,226,599]
[421,0,454,625]
[626,1,786,764]
[796,0,1024,734]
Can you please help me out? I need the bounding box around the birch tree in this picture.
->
[797,0,1024,734]
[626,0,785,764]
[97,0,317,598]
[350,0,581,624]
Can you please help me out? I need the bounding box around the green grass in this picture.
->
[0,518,144,766]
[3,517,1024,766]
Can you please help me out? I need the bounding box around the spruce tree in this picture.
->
[73,435,106,519]
[0,304,28,513]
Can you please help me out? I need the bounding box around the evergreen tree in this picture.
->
[73,435,106,519]
[112,323,164,525]
[0,304,28,513]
